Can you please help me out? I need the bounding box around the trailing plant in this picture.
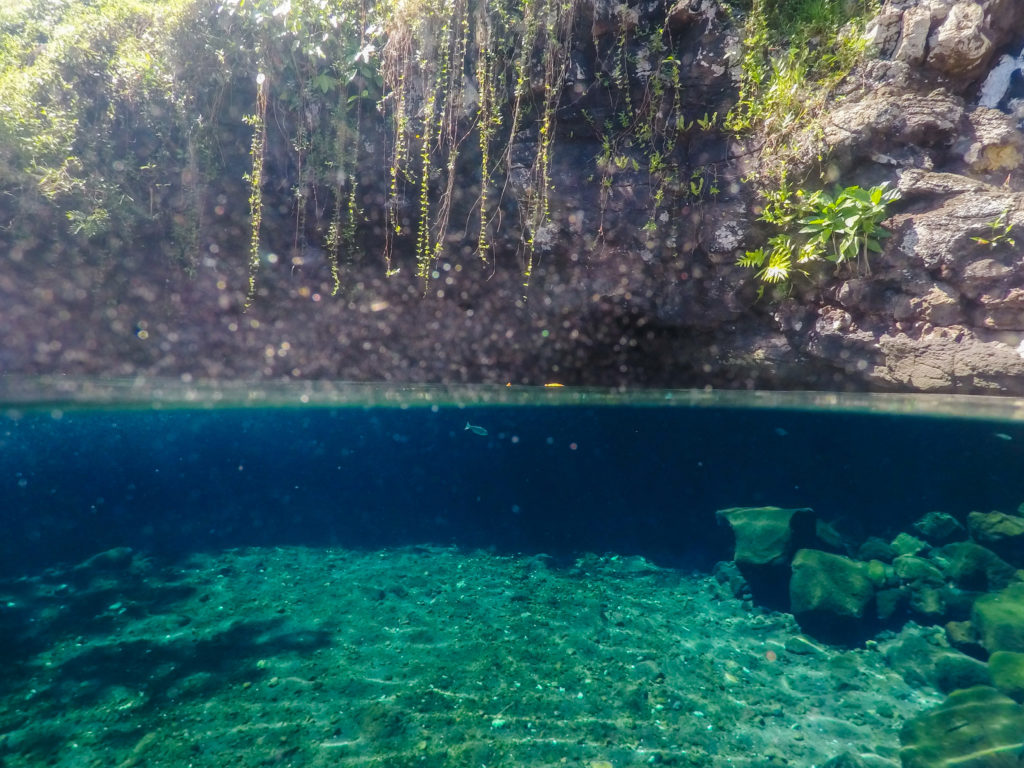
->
[378,0,579,294]
[738,180,900,294]
[723,0,875,154]
[588,2,727,253]
[0,0,740,304]
[972,208,1016,249]
[242,71,268,309]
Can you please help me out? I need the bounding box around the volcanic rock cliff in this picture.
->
[2,0,1024,390]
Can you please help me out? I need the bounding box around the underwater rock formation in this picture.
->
[988,650,1024,702]
[972,583,1024,654]
[899,685,1024,768]
[789,549,877,621]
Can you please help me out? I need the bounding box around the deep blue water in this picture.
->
[2,395,1023,576]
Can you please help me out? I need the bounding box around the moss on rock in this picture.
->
[972,583,1024,654]
[900,685,1024,768]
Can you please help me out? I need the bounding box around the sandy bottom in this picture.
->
[0,546,943,768]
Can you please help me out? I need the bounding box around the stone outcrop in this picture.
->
[715,506,818,566]
[735,0,1024,394]
[989,650,1024,702]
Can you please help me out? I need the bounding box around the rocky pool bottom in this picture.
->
[7,540,1013,768]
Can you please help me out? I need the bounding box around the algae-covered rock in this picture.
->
[715,506,816,567]
[900,686,1024,768]
[876,587,910,622]
[933,651,992,694]
[937,541,1018,592]
[967,511,1024,542]
[891,533,928,558]
[894,555,945,586]
[945,620,988,659]
[967,511,1024,566]
[913,511,966,546]
[989,651,1024,703]
[972,583,1024,654]
[858,536,898,563]
[790,549,876,620]
[909,587,951,620]
[821,751,874,768]
[867,559,895,589]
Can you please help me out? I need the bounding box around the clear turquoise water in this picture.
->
[2,378,1023,575]
[2,378,1023,768]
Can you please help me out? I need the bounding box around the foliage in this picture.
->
[215,0,384,296]
[0,0,194,251]
[738,180,900,293]
[723,0,875,147]
[972,209,1016,249]
[0,0,887,306]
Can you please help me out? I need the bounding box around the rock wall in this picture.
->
[506,0,1024,392]
[727,0,1024,392]
[4,0,1024,391]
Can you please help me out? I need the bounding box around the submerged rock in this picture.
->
[967,511,1024,566]
[790,549,876,624]
[971,583,1024,654]
[899,685,1024,768]
[912,511,966,546]
[715,506,817,567]
[936,541,1019,592]
[989,650,1024,702]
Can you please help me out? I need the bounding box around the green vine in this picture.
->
[242,70,268,309]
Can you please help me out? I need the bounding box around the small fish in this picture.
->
[465,422,488,437]
[994,432,1013,441]
[544,382,564,388]
[774,427,788,437]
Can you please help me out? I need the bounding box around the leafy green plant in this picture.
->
[723,0,873,153]
[738,181,900,293]
[696,111,717,131]
[798,182,900,274]
[737,233,819,285]
[972,209,1016,249]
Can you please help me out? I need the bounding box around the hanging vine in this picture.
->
[228,0,588,301]
[518,0,578,292]
[242,70,268,309]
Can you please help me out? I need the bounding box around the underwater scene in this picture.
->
[2,381,1024,768]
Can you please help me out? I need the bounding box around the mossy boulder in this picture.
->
[945,620,988,658]
[989,651,1024,703]
[894,555,945,586]
[876,586,910,621]
[900,686,1024,768]
[913,511,966,546]
[790,549,875,621]
[968,511,1024,543]
[937,541,1019,592]
[933,651,991,694]
[715,506,817,567]
[972,583,1024,654]
[968,511,1024,567]
[857,536,898,562]
[892,532,928,557]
